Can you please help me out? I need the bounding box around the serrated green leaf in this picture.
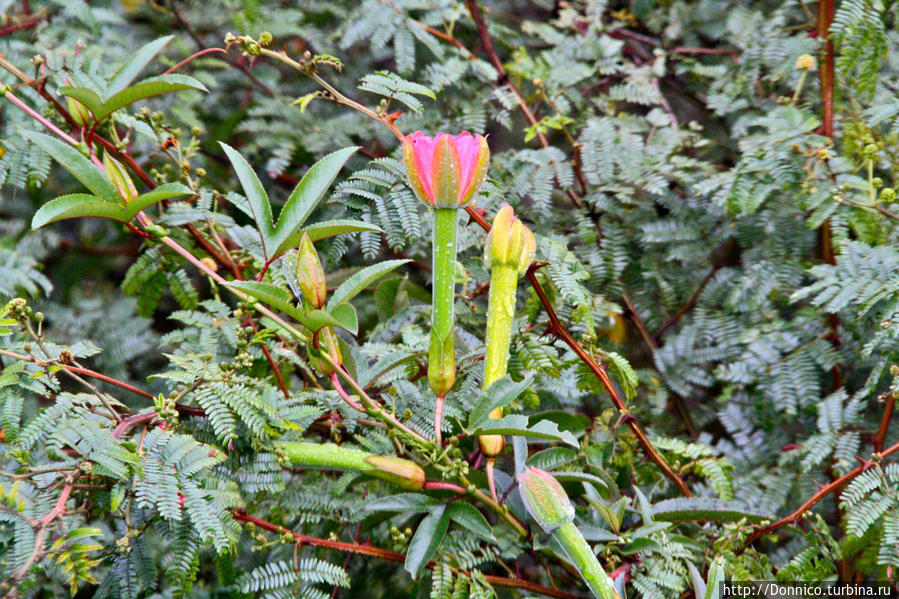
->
[446,502,495,541]
[298,219,382,244]
[22,131,118,202]
[106,35,175,95]
[405,505,449,579]
[272,146,358,255]
[61,75,207,122]
[330,303,358,335]
[31,183,193,228]
[326,259,410,310]
[220,143,275,256]
[651,498,771,523]
[468,374,533,429]
[526,447,578,471]
[471,415,579,447]
[365,493,438,512]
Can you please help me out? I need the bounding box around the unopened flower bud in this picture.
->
[103,151,138,204]
[478,433,505,458]
[295,233,327,309]
[308,326,342,376]
[66,96,92,127]
[519,467,574,533]
[485,205,536,274]
[364,455,425,491]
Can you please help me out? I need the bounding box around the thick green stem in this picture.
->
[429,208,459,398]
[483,264,518,392]
[553,521,620,599]
[275,441,424,490]
[480,264,518,463]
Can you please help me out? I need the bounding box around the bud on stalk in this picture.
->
[66,96,92,128]
[307,326,342,376]
[295,233,328,309]
[479,206,536,464]
[103,151,138,205]
[519,468,620,599]
[275,441,425,491]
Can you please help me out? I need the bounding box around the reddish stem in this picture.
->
[422,481,467,493]
[231,509,580,599]
[330,372,366,412]
[163,47,229,74]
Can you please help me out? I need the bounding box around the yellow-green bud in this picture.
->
[308,326,342,376]
[363,455,425,491]
[479,433,505,458]
[881,188,896,203]
[484,205,536,275]
[103,151,138,204]
[66,96,92,127]
[295,233,327,309]
[518,467,574,533]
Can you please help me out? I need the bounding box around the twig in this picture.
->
[745,440,899,545]
[876,393,895,453]
[654,266,718,340]
[231,509,582,599]
[0,9,48,36]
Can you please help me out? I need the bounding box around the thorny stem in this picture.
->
[231,509,579,599]
[745,439,899,545]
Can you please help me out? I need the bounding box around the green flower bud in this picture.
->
[520,469,620,599]
[881,188,896,203]
[66,96,92,127]
[518,467,574,533]
[363,455,425,491]
[484,205,536,275]
[295,233,327,309]
[308,326,342,376]
[103,151,138,205]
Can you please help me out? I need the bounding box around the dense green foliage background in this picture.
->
[1,0,898,597]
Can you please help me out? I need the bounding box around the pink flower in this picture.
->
[403,131,490,208]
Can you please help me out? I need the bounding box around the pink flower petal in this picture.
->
[409,131,438,201]
[454,132,485,202]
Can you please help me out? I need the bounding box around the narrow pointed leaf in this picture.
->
[330,303,358,335]
[471,415,579,447]
[126,183,195,214]
[227,281,308,325]
[22,131,118,202]
[272,146,358,250]
[56,87,104,119]
[326,259,410,310]
[32,183,194,229]
[220,142,274,257]
[282,219,382,250]
[106,35,175,95]
[446,502,495,541]
[365,493,438,513]
[651,498,771,524]
[468,374,534,429]
[63,75,208,122]
[227,281,347,332]
[32,194,122,228]
[405,505,449,579]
